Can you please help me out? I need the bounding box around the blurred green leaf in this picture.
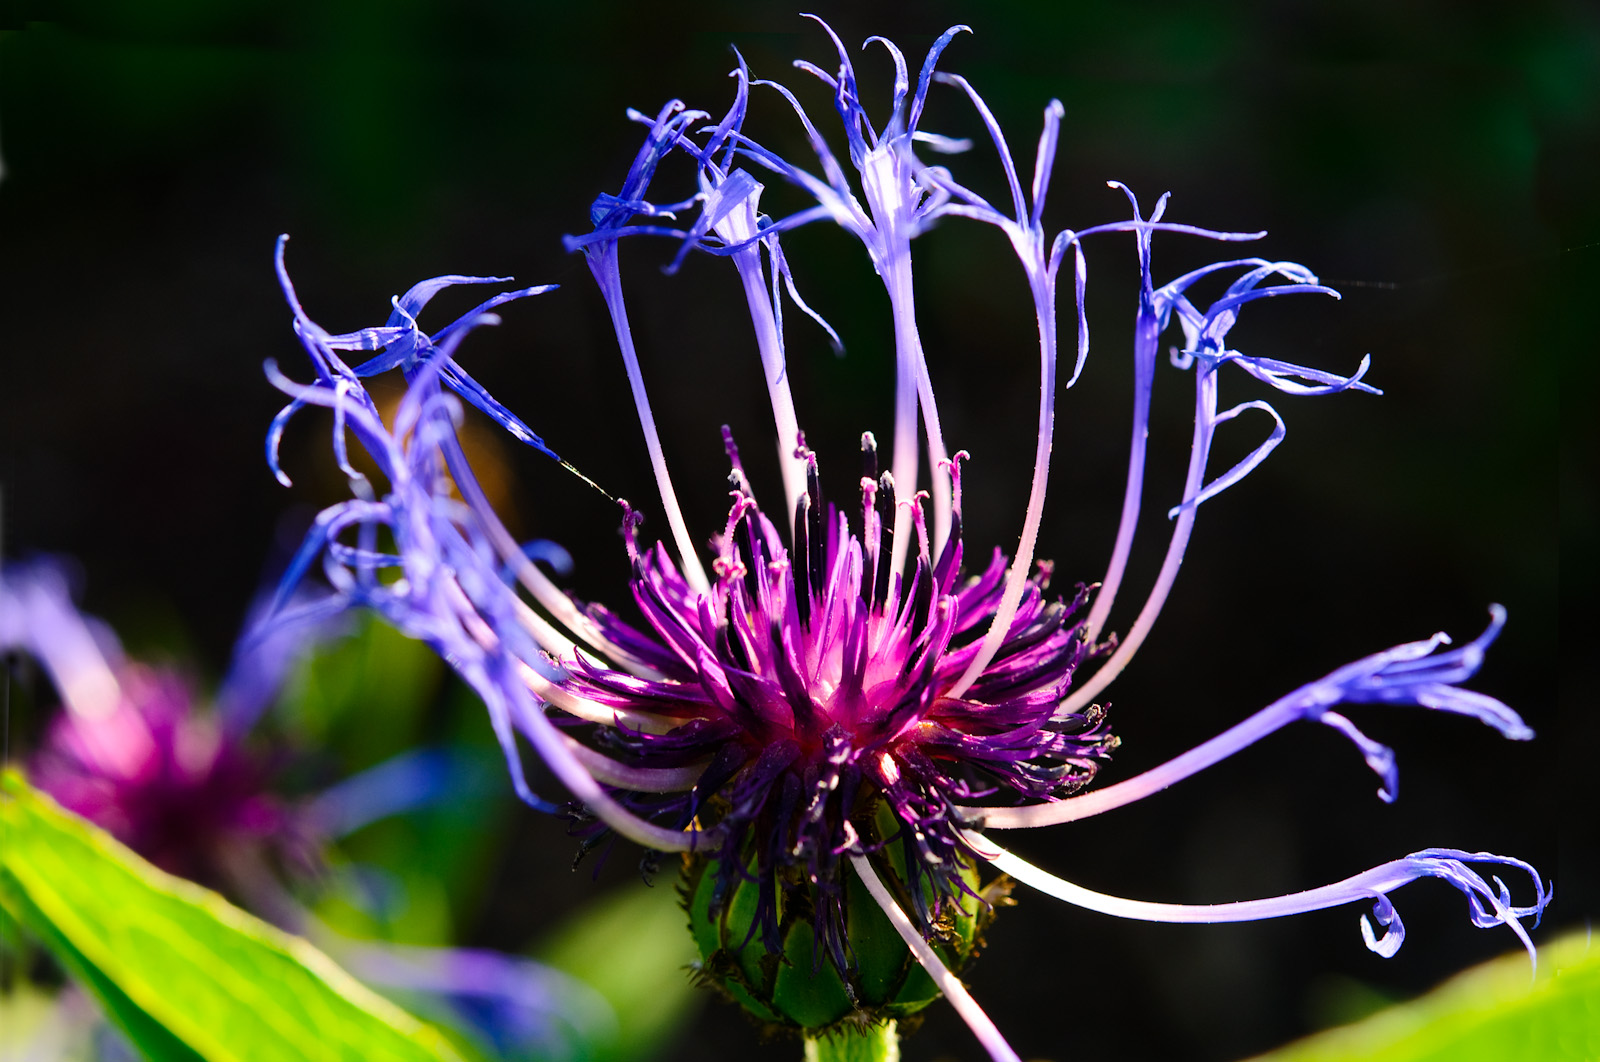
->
[537,877,705,1062]
[322,736,512,940]
[1245,932,1600,1062]
[314,853,458,949]
[0,770,462,1062]
[278,611,444,767]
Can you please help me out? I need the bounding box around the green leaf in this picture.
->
[1244,931,1600,1062]
[0,770,461,1062]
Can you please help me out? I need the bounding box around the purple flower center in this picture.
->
[562,433,1115,961]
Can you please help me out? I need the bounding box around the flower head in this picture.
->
[564,436,1115,969]
[2,561,313,886]
[0,560,610,1060]
[263,18,1549,1059]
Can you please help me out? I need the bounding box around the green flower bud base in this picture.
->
[682,806,1010,1038]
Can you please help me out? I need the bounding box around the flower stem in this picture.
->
[803,1021,901,1062]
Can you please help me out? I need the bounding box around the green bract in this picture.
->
[683,805,1008,1035]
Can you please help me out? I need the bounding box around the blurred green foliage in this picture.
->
[536,880,704,1062]
[1245,931,1599,1062]
[278,607,705,1060]
[278,612,446,765]
[280,613,511,949]
[0,770,463,1062]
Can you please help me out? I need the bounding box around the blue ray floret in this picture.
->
[266,234,560,491]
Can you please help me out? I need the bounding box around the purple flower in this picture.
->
[1,561,606,1059]
[265,18,1548,1060]
[3,561,313,886]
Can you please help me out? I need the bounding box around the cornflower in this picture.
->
[2,561,315,886]
[0,561,610,1060]
[263,19,1549,1060]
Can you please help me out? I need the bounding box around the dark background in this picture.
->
[1,2,1592,1060]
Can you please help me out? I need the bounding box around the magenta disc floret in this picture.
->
[562,433,1115,967]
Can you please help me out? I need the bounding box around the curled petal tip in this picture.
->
[1360,900,1404,958]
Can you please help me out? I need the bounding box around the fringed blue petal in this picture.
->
[1333,606,1530,737]
[911,131,973,154]
[266,391,308,488]
[431,361,560,460]
[1166,399,1285,518]
[908,24,973,134]
[269,500,384,613]
[863,34,910,129]
[1360,894,1404,957]
[1291,607,1530,797]
[1217,351,1383,397]
[980,839,1549,969]
[1319,710,1401,802]
[390,274,513,326]
[800,15,871,164]
[1029,100,1065,230]
[772,239,844,353]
